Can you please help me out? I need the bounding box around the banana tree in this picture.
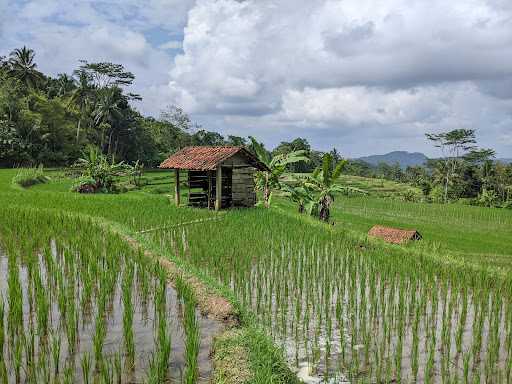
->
[281,182,316,214]
[249,136,309,208]
[303,153,366,222]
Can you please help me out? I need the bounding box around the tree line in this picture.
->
[343,130,512,207]
[0,47,255,167]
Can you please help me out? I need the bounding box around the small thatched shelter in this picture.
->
[368,225,422,244]
[159,146,269,210]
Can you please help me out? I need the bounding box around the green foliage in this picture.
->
[300,153,366,221]
[475,188,499,207]
[71,146,130,193]
[401,188,422,202]
[429,185,445,203]
[250,136,309,207]
[1,46,257,167]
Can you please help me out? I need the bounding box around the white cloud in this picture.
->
[159,40,182,50]
[164,0,512,156]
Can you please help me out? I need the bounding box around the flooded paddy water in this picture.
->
[0,239,222,383]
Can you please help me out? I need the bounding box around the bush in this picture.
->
[12,165,49,188]
[475,188,499,208]
[70,176,98,194]
[429,185,445,203]
[72,146,131,193]
[401,188,422,202]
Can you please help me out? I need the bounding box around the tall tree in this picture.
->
[78,61,135,88]
[94,88,123,154]
[8,46,44,89]
[69,70,94,142]
[426,129,477,202]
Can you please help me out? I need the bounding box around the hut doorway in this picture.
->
[188,168,233,209]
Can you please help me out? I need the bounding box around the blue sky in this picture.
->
[1,0,512,158]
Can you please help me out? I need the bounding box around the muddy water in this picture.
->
[0,246,223,383]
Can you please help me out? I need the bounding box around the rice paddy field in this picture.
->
[0,207,219,383]
[1,168,512,383]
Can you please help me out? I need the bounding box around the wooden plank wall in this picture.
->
[232,166,256,207]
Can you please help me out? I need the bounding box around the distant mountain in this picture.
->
[357,151,428,168]
[498,158,512,164]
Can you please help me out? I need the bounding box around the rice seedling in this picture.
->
[81,352,92,384]
[177,275,200,384]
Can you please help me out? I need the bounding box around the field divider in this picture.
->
[135,216,224,234]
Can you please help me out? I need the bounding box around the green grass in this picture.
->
[330,195,512,268]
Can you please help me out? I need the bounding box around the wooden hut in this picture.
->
[159,146,269,210]
[368,225,422,244]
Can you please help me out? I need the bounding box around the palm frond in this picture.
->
[249,136,271,166]
[332,159,348,181]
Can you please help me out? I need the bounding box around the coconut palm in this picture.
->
[249,136,309,208]
[69,70,94,142]
[303,153,366,222]
[94,88,123,154]
[8,46,44,88]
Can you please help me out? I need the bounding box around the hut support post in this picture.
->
[215,167,222,211]
[208,171,212,209]
[174,169,180,207]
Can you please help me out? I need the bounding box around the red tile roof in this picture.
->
[368,225,422,244]
[159,146,269,171]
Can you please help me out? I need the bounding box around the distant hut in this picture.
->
[368,225,422,244]
[159,146,269,210]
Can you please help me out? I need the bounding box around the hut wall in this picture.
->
[231,167,256,207]
[221,153,257,207]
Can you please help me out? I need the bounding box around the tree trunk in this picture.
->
[319,197,330,222]
[298,203,305,214]
[76,119,81,143]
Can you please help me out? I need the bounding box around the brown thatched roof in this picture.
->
[159,146,269,171]
[368,225,422,244]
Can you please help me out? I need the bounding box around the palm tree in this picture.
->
[55,73,75,97]
[249,136,309,208]
[94,88,123,154]
[303,153,366,222]
[69,70,94,142]
[8,46,44,88]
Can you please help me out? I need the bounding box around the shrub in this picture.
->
[401,188,422,202]
[475,188,499,208]
[70,176,98,194]
[72,147,130,193]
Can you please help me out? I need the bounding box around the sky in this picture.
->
[1,0,512,158]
